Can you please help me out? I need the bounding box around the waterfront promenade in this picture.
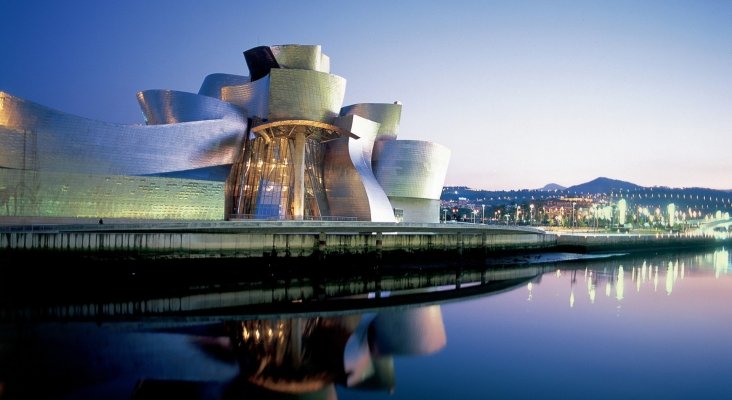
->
[1,220,728,261]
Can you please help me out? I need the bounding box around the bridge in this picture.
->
[700,217,732,234]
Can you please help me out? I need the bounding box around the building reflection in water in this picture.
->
[5,250,728,398]
[214,306,445,399]
[2,260,540,399]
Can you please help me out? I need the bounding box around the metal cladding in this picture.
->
[267,69,346,123]
[0,92,239,220]
[340,103,402,141]
[137,89,246,125]
[0,92,246,177]
[0,43,451,223]
[322,116,395,222]
[270,44,330,73]
[198,73,249,99]
[220,76,270,120]
[243,46,280,81]
[372,140,451,223]
[221,70,347,124]
[373,140,451,199]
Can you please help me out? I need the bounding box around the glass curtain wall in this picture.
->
[228,135,329,220]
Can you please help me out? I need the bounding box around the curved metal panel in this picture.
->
[323,138,373,221]
[136,90,246,125]
[372,140,451,200]
[220,76,270,119]
[334,115,377,154]
[0,92,247,178]
[268,69,346,123]
[0,169,224,220]
[198,73,249,98]
[337,115,395,222]
[340,103,402,140]
[243,46,280,81]
[323,115,395,222]
[270,44,327,72]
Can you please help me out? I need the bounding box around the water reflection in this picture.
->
[219,306,445,398]
[537,248,731,309]
[2,249,730,399]
[0,263,538,399]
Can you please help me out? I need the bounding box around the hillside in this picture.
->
[565,177,642,193]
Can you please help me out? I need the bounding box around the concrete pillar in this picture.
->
[292,131,306,220]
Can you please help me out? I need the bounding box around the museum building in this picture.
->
[0,44,450,223]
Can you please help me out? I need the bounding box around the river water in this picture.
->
[1,247,731,399]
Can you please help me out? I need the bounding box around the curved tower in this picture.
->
[373,140,451,223]
[227,44,396,222]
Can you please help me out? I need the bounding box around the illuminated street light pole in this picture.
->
[529,204,535,226]
[481,204,485,225]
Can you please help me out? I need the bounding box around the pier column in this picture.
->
[318,231,327,260]
[457,232,463,256]
[375,231,383,260]
[292,131,306,220]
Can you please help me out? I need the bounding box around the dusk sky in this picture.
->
[1,0,730,190]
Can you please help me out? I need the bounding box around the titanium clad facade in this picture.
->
[267,69,346,123]
[198,73,250,99]
[220,76,270,120]
[0,92,241,220]
[372,140,450,199]
[137,89,246,125]
[0,169,224,220]
[327,115,396,222]
[340,103,402,141]
[323,138,374,221]
[0,92,246,177]
[372,140,451,223]
[221,69,345,124]
[270,44,329,73]
[1,43,450,223]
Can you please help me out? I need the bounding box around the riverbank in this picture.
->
[1,221,728,263]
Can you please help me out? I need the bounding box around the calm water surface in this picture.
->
[347,248,732,400]
[1,247,731,399]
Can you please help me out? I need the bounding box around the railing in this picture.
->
[226,214,359,222]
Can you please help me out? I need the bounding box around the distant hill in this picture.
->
[442,179,732,211]
[565,177,642,194]
[539,183,566,191]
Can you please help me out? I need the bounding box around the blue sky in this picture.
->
[1,0,730,190]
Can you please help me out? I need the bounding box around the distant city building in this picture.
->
[0,44,450,223]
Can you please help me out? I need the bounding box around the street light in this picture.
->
[529,204,535,226]
[572,202,576,230]
[481,204,485,224]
